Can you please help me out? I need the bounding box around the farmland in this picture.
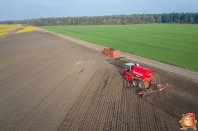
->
[0,24,23,36]
[0,25,39,36]
[41,24,198,71]
[15,26,38,34]
[0,28,198,131]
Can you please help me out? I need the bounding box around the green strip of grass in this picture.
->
[41,24,198,71]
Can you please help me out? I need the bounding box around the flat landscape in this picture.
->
[0,29,198,131]
[41,24,198,71]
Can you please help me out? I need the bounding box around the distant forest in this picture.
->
[1,12,198,26]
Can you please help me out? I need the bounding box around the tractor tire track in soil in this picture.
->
[0,30,197,131]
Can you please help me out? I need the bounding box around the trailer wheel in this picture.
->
[132,79,138,87]
[138,80,145,89]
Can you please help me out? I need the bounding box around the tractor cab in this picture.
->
[122,63,135,76]
[125,63,135,72]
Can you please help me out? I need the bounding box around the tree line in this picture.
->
[1,12,198,26]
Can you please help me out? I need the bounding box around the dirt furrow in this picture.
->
[76,69,110,131]
[0,48,61,83]
[0,57,73,128]
[92,71,116,131]
[12,67,86,130]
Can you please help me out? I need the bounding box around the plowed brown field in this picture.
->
[0,30,197,131]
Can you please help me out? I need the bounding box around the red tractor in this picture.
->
[122,63,155,89]
[122,63,171,97]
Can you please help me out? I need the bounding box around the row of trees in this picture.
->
[1,12,198,26]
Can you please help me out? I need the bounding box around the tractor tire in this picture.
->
[138,80,145,89]
[132,79,138,87]
[144,82,150,89]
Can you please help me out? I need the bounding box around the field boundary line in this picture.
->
[39,28,198,83]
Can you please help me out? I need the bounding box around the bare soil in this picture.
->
[0,30,197,131]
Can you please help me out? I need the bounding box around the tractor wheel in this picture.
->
[145,82,150,89]
[138,80,145,89]
[132,79,138,87]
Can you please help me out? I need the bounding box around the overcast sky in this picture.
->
[0,0,198,21]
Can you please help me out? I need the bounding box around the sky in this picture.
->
[0,0,198,21]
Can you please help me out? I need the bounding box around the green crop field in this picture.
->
[41,24,198,71]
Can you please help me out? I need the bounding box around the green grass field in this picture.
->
[41,24,198,71]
